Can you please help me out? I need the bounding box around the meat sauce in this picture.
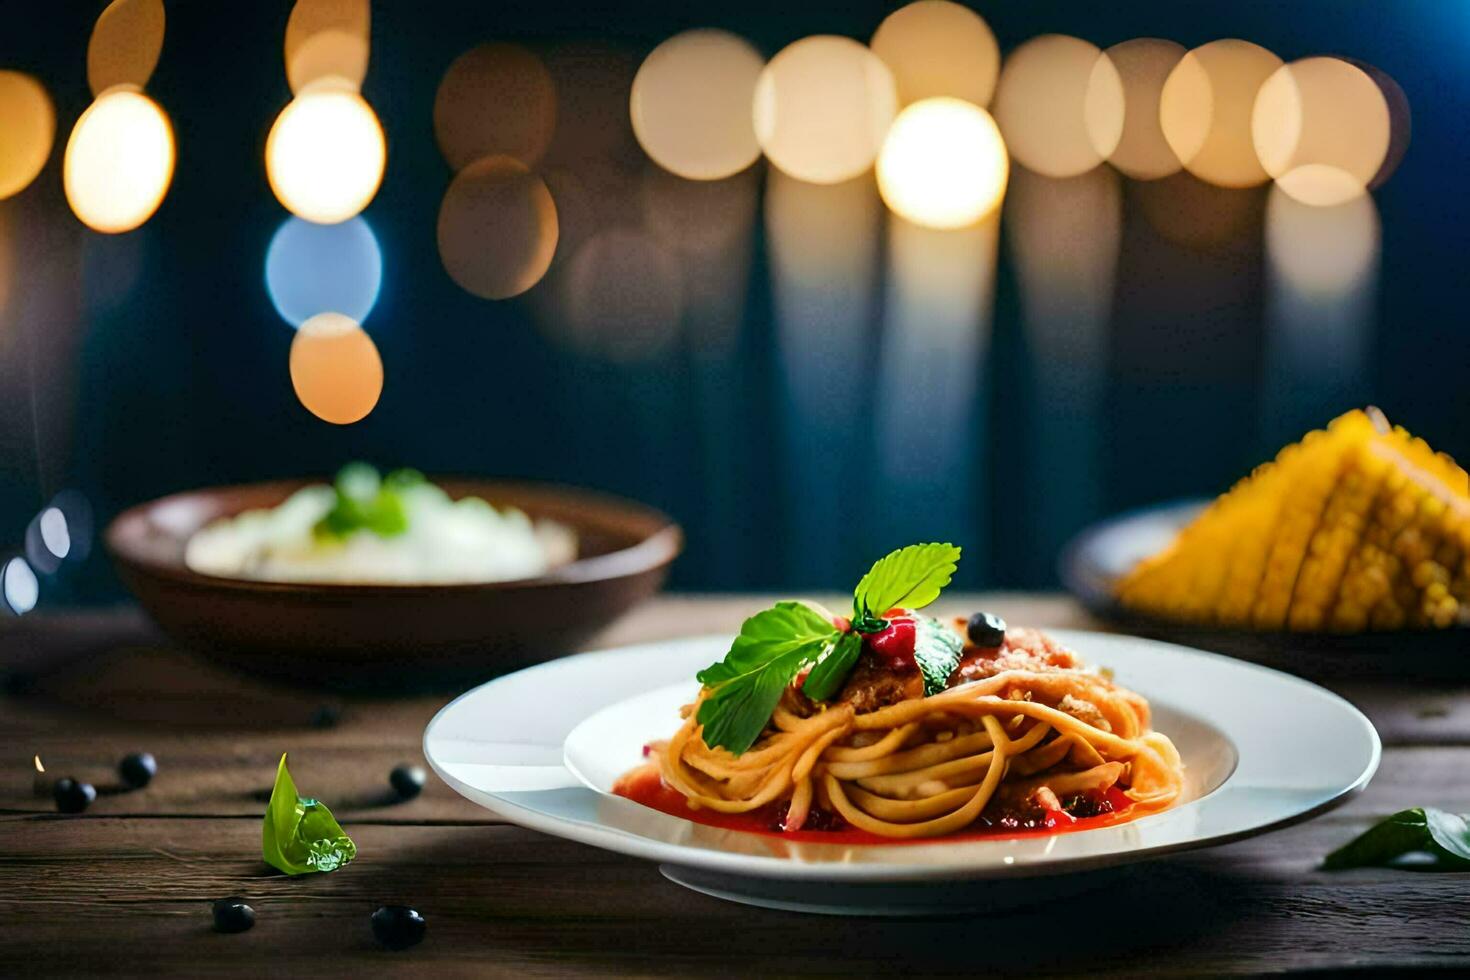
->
[613,766,1138,846]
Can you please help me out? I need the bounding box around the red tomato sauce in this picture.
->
[613,766,1141,846]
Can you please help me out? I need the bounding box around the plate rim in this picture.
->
[425,629,1381,882]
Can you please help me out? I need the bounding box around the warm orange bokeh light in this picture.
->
[266,81,385,224]
[630,29,765,180]
[992,35,1123,179]
[64,85,175,233]
[753,35,897,185]
[877,97,1008,229]
[0,71,55,200]
[289,312,383,424]
[1254,57,1390,206]
[1104,38,1186,181]
[284,0,370,93]
[437,155,558,299]
[1160,39,1282,188]
[87,0,166,96]
[435,44,557,172]
[870,0,1000,108]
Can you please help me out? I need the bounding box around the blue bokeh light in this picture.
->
[265,216,383,328]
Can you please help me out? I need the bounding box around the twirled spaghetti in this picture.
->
[618,621,1183,840]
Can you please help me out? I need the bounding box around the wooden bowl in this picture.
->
[105,479,682,691]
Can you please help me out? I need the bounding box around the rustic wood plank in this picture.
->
[1,747,1467,976]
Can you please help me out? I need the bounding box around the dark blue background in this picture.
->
[1,1,1467,601]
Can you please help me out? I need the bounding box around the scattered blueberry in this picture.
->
[309,705,341,729]
[212,897,255,934]
[966,611,1007,647]
[371,905,426,950]
[53,777,97,814]
[118,752,157,789]
[389,764,427,801]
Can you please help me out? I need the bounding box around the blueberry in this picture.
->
[119,752,157,789]
[53,777,96,814]
[212,897,255,934]
[966,612,1007,647]
[389,764,426,800]
[371,906,426,950]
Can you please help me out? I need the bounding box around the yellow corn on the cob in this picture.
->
[1117,407,1470,633]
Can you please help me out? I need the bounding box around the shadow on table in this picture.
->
[336,826,1284,974]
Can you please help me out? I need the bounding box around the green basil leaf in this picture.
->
[1424,808,1470,865]
[801,631,863,702]
[913,615,965,696]
[1323,808,1432,870]
[262,754,357,876]
[695,602,839,755]
[315,463,413,540]
[853,543,962,619]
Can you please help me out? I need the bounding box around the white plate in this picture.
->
[425,630,1380,915]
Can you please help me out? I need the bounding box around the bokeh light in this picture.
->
[630,29,765,181]
[285,0,370,93]
[435,43,556,172]
[2,556,38,615]
[870,0,1000,108]
[266,215,382,327]
[753,35,898,185]
[87,0,165,96]
[438,155,558,300]
[288,30,369,95]
[266,81,385,224]
[1160,39,1282,188]
[1266,180,1380,295]
[876,97,1008,229]
[24,507,69,576]
[992,34,1124,179]
[0,71,54,200]
[1253,57,1390,206]
[289,312,383,424]
[1104,38,1186,181]
[48,490,94,564]
[561,228,684,360]
[64,86,175,234]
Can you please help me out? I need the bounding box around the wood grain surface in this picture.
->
[2,595,1468,976]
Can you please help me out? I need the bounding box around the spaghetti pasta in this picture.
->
[625,622,1183,840]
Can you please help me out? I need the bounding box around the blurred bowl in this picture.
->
[106,479,681,690]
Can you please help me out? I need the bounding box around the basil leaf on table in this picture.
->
[852,543,961,621]
[695,602,840,755]
[1323,807,1470,870]
[262,754,358,875]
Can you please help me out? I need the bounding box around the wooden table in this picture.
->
[3,595,1468,976]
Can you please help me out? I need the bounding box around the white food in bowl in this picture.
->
[184,482,577,585]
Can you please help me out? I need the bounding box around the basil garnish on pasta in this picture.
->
[694,543,962,753]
